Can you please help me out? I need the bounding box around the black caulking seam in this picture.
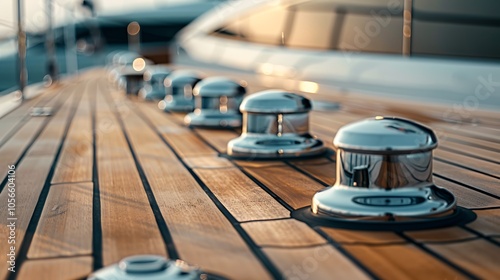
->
[433,173,500,200]
[91,81,103,271]
[102,89,179,260]
[8,85,83,280]
[434,157,500,180]
[397,232,481,280]
[134,105,285,280]
[0,88,72,194]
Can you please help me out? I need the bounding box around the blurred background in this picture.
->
[0,0,222,94]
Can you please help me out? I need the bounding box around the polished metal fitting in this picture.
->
[158,70,203,112]
[312,116,456,219]
[87,255,202,280]
[139,66,172,101]
[184,77,246,128]
[227,90,324,159]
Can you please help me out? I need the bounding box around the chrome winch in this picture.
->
[139,66,172,101]
[311,116,457,219]
[184,77,246,128]
[87,255,203,280]
[227,90,324,159]
[158,70,203,112]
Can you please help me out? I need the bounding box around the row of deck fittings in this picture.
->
[89,51,471,280]
[107,51,462,222]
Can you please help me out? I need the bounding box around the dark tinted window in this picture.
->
[412,0,500,59]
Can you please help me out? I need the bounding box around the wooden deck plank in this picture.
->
[404,228,476,243]
[193,168,291,221]
[241,219,326,247]
[27,182,93,258]
[17,256,92,280]
[426,240,500,279]
[442,141,500,164]
[0,156,54,280]
[24,91,76,157]
[434,161,500,197]
[433,177,500,209]
[119,100,272,279]
[342,244,466,279]
[95,89,166,265]
[194,128,238,154]
[0,84,60,144]
[52,87,93,184]
[0,88,75,279]
[0,118,45,181]
[183,155,234,169]
[435,149,499,178]
[288,159,336,186]
[320,228,405,245]
[161,126,217,158]
[263,246,370,280]
[467,209,500,236]
[242,165,325,210]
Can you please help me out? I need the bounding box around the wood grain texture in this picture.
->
[288,160,336,186]
[320,228,404,244]
[242,219,326,247]
[52,87,93,183]
[184,155,233,169]
[435,149,499,178]
[95,89,166,265]
[243,165,325,209]
[343,243,466,280]
[194,128,239,154]
[404,227,476,243]
[0,87,75,279]
[0,118,45,180]
[25,91,75,157]
[0,156,54,280]
[194,168,290,221]
[263,245,370,280]
[433,177,500,209]
[467,209,500,236]
[434,161,500,197]
[17,256,92,280]
[123,102,272,280]
[28,182,93,258]
[427,239,500,279]
[0,83,60,143]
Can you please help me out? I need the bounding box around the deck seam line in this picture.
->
[133,104,285,280]
[314,228,381,280]
[7,84,84,280]
[101,87,180,260]
[284,161,330,187]
[433,173,500,200]
[439,146,500,165]
[397,232,481,280]
[0,86,73,194]
[460,226,500,247]
[91,81,103,271]
[434,157,500,180]
[50,180,93,186]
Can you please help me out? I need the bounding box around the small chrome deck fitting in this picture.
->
[88,255,203,280]
[227,89,324,159]
[184,77,246,128]
[312,116,457,219]
[158,70,203,112]
[139,66,172,101]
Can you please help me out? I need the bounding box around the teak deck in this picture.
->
[0,68,499,280]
